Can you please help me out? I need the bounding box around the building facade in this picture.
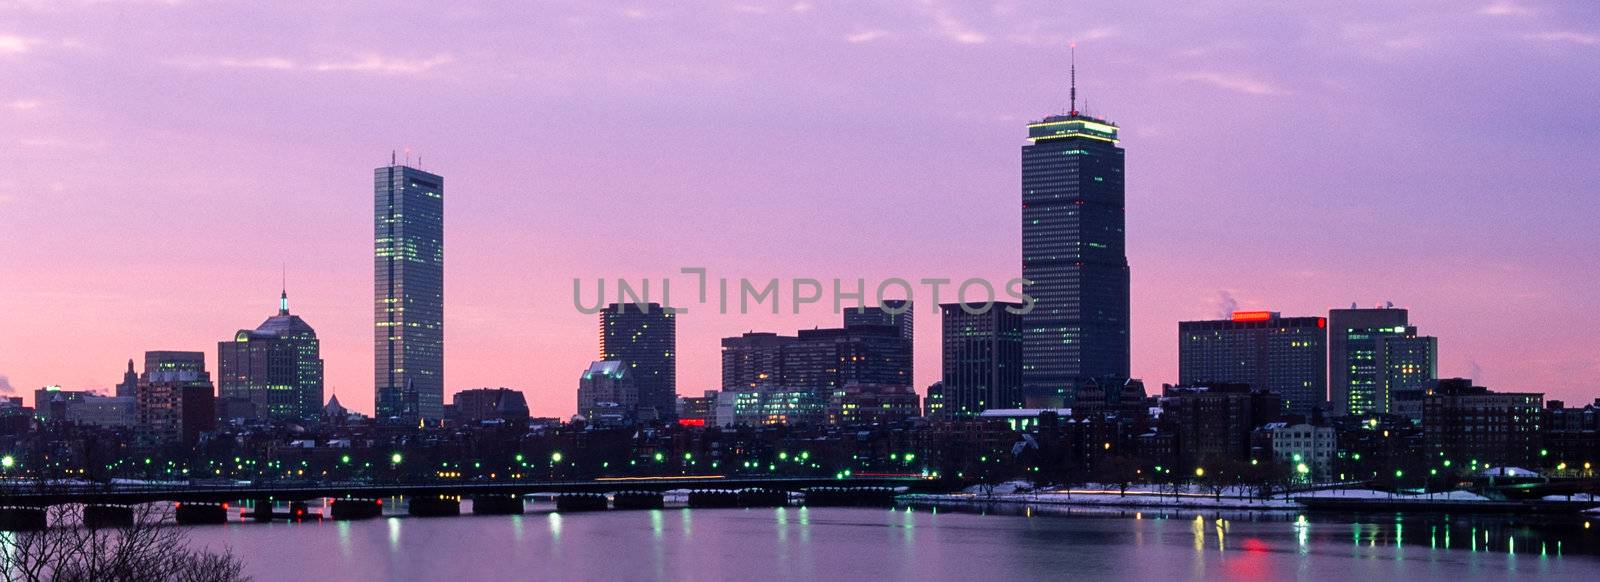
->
[1422,379,1542,467]
[375,162,445,424]
[577,360,642,427]
[136,351,216,448]
[941,302,1024,416]
[217,290,324,422]
[1330,306,1438,416]
[1020,108,1130,406]
[600,303,677,422]
[1178,311,1327,415]
[1270,423,1336,481]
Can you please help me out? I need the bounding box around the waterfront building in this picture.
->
[375,161,445,424]
[600,303,677,422]
[1270,423,1336,481]
[1159,383,1281,470]
[828,383,920,425]
[217,289,324,422]
[941,302,1024,416]
[1020,67,1131,405]
[1422,378,1542,467]
[1178,311,1327,415]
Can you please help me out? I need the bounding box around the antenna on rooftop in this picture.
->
[1069,41,1078,116]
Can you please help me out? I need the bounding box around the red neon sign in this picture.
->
[1231,311,1273,322]
[677,418,706,427]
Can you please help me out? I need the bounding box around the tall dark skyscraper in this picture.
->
[1179,311,1327,415]
[1020,63,1130,406]
[600,303,676,422]
[218,289,324,422]
[375,161,444,424]
[941,302,1024,415]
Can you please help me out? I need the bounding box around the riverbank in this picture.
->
[901,482,1600,514]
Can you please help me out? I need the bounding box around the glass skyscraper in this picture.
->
[375,162,444,424]
[1020,109,1130,405]
[1328,306,1436,417]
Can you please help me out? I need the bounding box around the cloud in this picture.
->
[0,375,12,395]
[0,34,37,55]
[790,2,814,13]
[845,29,891,44]
[926,5,987,44]
[1525,31,1600,45]
[1478,1,1533,16]
[1174,71,1289,96]
[312,54,454,75]
[166,55,296,70]
[166,53,454,75]
[5,99,43,110]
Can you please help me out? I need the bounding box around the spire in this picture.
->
[279,264,290,315]
[1069,41,1078,116]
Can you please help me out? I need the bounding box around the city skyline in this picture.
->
[4,2,1600,417]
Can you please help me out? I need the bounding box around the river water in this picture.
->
[194,500,1600,581]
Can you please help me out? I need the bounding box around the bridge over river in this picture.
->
[0,475,952,529]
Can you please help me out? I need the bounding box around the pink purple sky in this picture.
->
[2,1,1598,416]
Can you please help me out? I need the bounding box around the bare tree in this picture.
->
[1,504,247,582]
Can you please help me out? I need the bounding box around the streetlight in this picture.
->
[1195,467,1205,478]
[390,453,403,465]
[551,452,563,463]
[1,455,13,469]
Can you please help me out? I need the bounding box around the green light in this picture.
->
[653,452,664,462]
[779,452,788,461]
[1292,453,1303,463]
[1296,463,1309,474]
[551,452,563,463]
[340,454,351,464]
[1443,460,1451,467]
[1540,449,1549,457]
[903,453,914,462]
[1395,470,1404,478]
[0,455,13,469]
[390,453,403,465]
[515,454,524,462]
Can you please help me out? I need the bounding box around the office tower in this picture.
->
[940,302,1024,416]
[1329,306,1437,416]
[116,359,138,398]
[1381,332,1438,421]
[1423,379,1543,466]
[577,360,641,427]
[136,351,215,447]
[600,303,676,421]
[1020,61,1130,406]
[845,299,914,341]
[721,332,797,390]
[1178,311,1328,415]
[375,161,445,424]
[218,289,325,422]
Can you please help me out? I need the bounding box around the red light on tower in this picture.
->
[1231,311,1273,323]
